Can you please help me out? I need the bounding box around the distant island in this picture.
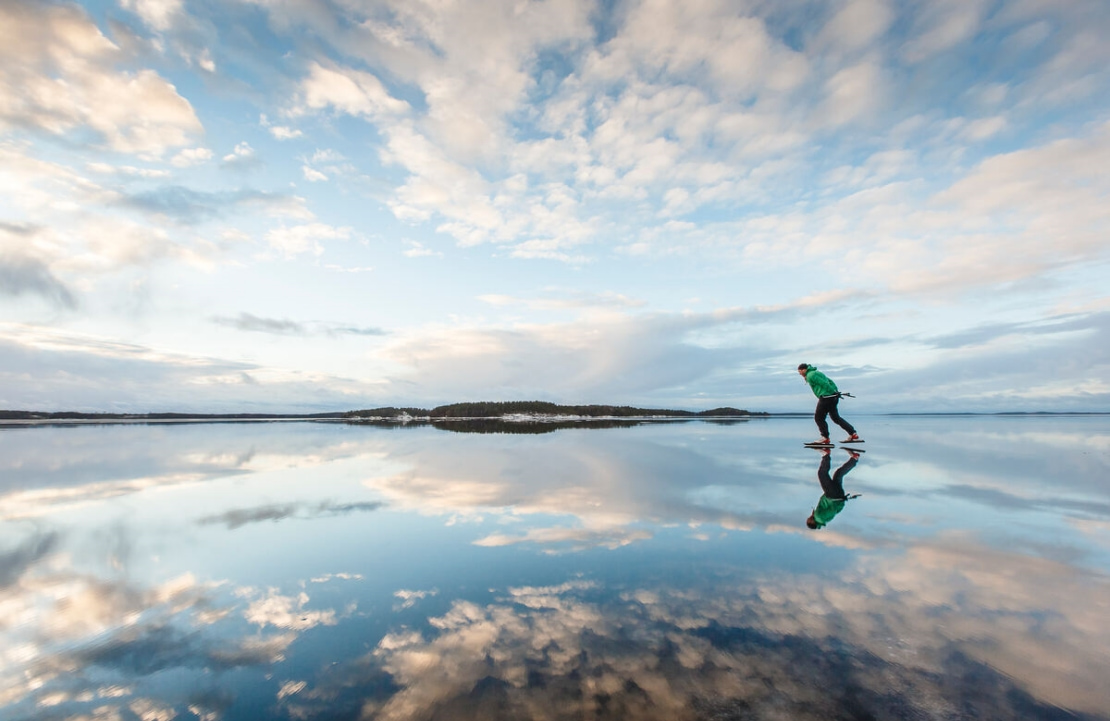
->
[0,401,766,423]
[348,401,764,420]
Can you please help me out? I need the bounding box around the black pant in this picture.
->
[815,395,855,438]
[818,453,858,499]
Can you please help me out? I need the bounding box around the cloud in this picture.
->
[478,290,646,311]
[814,0,894,54]
[271,126,303,140]
[821,60,884,126]
[473,526,653,551]
[924,311,1105,350]
[259,113,303,140]
[220,141,261,170]
[393,588,438,610]
[265,222,351,257]
[375,295,861,404]
[86,162,172,179]
[402,240,440,258]
[119,0,185,32]
[118,186,307,224]
[243,589,338,630]
[209,311,386,339]
[0,323,390,414]
[171,147,214,167]
[0,253,77,309]
[853,310,1110,411]
[0,0,201,155]
[361,426,799,551]
[0,145,282,292]
[289,62,409,120]
[198,500,385,529]
[212,313,305,335]
[294,540,1110,720]
[0,531,59,588]
[902,0,991,63]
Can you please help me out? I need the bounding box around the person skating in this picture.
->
[797,363,861,445]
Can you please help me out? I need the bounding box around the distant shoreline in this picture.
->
[0,409,1105,426]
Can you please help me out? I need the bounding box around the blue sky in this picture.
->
[1,0,1108,413]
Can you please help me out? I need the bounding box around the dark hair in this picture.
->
[797,363,808,371]
[806,516,819,529]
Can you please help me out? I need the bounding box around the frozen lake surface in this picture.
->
[1,416,1108,720]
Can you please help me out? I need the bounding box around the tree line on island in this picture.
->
[347,401,765,418]
[1,401,764,421]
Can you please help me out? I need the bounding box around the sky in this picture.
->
[1,0,1109,414]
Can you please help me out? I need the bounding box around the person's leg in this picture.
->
[814,398,831,438]
[827,396,856,435]
[828,456,857,499]
[817,453,836,495]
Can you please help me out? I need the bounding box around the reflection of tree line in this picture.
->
[344,418,751,434]
[348,419,657,434]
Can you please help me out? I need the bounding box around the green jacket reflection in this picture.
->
[811,495,846,529]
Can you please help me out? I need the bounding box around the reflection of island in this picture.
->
[806,450,860,530]
[352,417,750,434]
[430,418,650,434]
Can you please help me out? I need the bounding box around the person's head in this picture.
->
[797,363,809,376]
[806,514,819,530]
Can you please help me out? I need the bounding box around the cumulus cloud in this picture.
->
[243,589,338,630]
[289,62,409,120]
[265,222,351,257]
[0,0,201,156]
[220,141,260,170]
[243,0,1110,304]
[259,113,303,140]
[294,541,1110,720]
[170,147,213,167]
[0,554,301,711]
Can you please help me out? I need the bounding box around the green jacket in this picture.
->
[803,365,839,398]
[812,494,846,528]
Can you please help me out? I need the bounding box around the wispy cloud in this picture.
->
[211,313,385,338]
[198,500,384,529]
[0,253,76,309]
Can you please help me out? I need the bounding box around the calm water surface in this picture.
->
[1,416,1108,720]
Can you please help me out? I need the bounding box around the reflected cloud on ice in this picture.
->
[0,417,1107,719]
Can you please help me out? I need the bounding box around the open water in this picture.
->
[1,415,1108,720]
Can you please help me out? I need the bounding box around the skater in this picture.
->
[797,363,861,446]
[806,448,860,530]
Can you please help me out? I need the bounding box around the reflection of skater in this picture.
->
[806,448,861,530]
[797,363,861,445]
